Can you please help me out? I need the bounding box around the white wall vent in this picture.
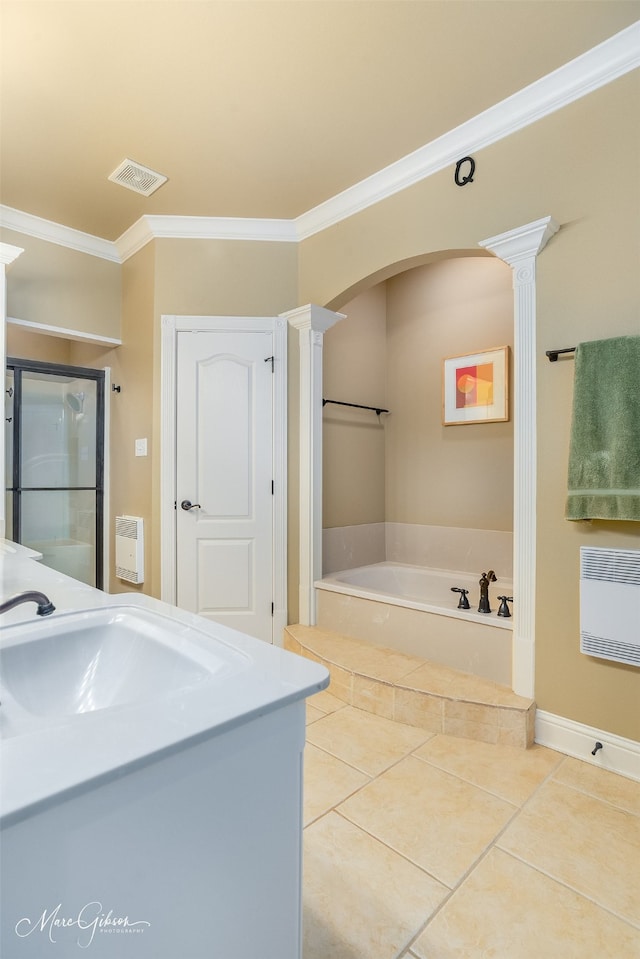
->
[115,515,144,584]
[108,159,168,197]
[580,547,640,667]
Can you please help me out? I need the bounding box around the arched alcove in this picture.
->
[287,217,559,699]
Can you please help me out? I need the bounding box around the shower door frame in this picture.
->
[6,356,107,590]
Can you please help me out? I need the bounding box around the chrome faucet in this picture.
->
[478,571,497,613]
[0,590,56,617]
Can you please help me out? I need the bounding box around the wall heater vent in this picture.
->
[580,547,640,667]
[115,515,144,584]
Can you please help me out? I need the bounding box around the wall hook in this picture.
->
[591,741,603,756]
[112,384,121,393]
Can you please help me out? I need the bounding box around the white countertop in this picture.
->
[0,542,329,824]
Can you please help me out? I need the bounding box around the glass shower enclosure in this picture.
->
[5,358,105,589]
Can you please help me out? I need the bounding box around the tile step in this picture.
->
[285,624,535,748]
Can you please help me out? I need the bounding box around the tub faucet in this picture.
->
[478,571,497,614]
[0,590,56,618]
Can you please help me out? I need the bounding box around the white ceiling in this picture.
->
[1,1,639,241]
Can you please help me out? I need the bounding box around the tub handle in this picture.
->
[451,587,470,610]
[497,596,513,618]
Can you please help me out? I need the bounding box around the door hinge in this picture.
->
[271,480,274,495]
[271,602,274,617]
[174,501,177,510]
[265,356,274,372]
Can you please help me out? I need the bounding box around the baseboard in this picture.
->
[535,710,640,783]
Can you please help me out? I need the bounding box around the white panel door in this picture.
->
[176,330,274,642]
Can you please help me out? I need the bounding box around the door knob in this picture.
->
[180,499,201,511]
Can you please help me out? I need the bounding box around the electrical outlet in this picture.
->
[135,438,148,457]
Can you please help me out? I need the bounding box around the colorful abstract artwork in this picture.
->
[443,347,509,425]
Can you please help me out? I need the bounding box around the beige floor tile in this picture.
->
[498,779,640,927]
[306,703,325,725]
[414,734,563,805]
[553,757,640,816]
[306,706,432,777]
[304,744,370,826]
[339,756,515,888]
[303,812,448,959]
[412,847,640,959]
[309,688,347,715]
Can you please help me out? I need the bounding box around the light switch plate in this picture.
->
[135,438,148,457]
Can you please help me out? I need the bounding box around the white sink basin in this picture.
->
[0,606,248,719]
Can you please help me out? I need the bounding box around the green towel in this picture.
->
[566,335,640,521]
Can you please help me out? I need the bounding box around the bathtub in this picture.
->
[315,562,513,686]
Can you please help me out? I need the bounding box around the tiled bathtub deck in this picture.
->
[285,624,535,748]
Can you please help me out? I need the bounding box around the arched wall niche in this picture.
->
[325,248,494,313]
[322,249,514,536]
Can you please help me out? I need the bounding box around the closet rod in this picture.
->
[546,347,576,362]
[322,399,390,415]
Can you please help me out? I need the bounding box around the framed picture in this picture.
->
[442,346,509,426]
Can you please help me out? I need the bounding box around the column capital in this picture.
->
[479,216,559,268]
[0,242,24,267]
[280,303,345,334]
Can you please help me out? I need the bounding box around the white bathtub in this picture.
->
[315,562,514,685]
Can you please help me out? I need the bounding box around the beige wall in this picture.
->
[72,243,156,595]
[0,229,121,340]
[6,326,72,365]
[323,258,513,533]
[299,71,640,740]
[386,257,513,530]
[323,283,387,529]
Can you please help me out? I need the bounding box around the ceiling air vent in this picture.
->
[108,158,168,197]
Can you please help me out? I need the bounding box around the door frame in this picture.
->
[160,315,288,643]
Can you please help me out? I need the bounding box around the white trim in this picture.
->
[160,314,287,645]
[116,216,298,262]
[0,243,24,538]
[281,305,345,625]
[479,216,559,699]
[0,242,25,266]
[2,23,637,260]
[0,205,120,262]
[114,217,155,262]
[102,367,111,592]
[160,317,177,605]
[294,24,640,240]
[536,710,640,784]
[6,316,121,347]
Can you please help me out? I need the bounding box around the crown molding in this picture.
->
[116,215,298,262]
[0,205,120,262]
[294,22,640,240]
[2,21,638,261]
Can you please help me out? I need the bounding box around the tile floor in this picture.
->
[302,693,640,959]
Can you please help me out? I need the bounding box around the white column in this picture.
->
[0,243,24,540]
[479,217,559,698]
[282,304,345,625]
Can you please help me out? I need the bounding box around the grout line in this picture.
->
[499,847,640,932]
[381,753,574,954]
[549,770,640,820]
[408,739,565,807]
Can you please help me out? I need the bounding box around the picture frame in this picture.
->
[442,346,509,426]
